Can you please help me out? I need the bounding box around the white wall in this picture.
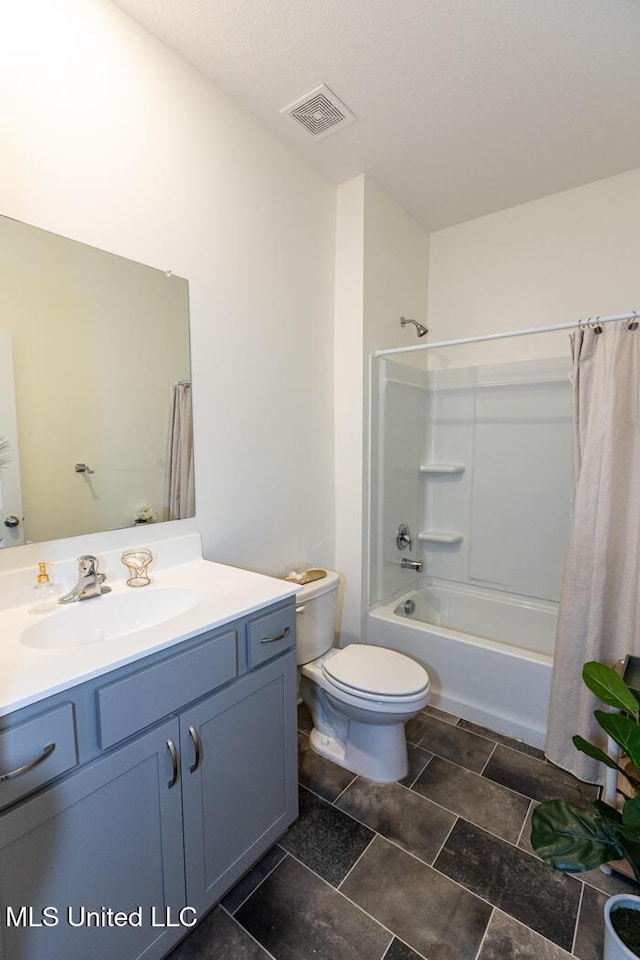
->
[427,168,640,367]
[334,175,429,643]
[363,179,430,357]
[334,176,365,643]
[0,0,336,576]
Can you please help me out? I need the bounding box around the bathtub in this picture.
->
[367,580,554,748]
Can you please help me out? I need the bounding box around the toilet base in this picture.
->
[309,720,408,783]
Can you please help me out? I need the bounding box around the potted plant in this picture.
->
[531,661,640,958]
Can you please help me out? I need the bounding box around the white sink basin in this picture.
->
[21,588,200,650]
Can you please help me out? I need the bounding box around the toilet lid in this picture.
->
[323,645,429,698]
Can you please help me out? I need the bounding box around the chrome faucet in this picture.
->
[59,555,111,603]
[401,558,423,573]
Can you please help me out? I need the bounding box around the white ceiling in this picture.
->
[111,0,640,231]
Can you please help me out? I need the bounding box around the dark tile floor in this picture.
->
[168,703,639,960]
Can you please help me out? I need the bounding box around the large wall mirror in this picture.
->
[0,215,194,549]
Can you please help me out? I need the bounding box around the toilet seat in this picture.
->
[322,645,429,704]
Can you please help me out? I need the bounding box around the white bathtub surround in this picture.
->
[391,580,557,656]
[546,322,640,783]
[370,356,573,608]
[0,532,299,716]
[369,585,552,748]
[368,356,573,747]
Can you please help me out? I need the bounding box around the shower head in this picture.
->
[400,316,429,338]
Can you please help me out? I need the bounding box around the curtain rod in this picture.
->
[373,310,639,358]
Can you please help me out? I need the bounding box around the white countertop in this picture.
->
[0,544,299,718]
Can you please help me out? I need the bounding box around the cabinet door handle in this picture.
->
[0,742,55,782]
[166,739,179,788]
[260,625,291,644]
[188,726,202,773]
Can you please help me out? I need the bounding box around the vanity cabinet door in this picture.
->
[0,719,185,960]
[180,649,298,913]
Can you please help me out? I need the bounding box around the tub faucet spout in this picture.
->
[401,558,423,573]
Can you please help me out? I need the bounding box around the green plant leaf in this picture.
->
[531,800,623,872]
[593,799,622,823]
[595,711,640,767]
[582,662,640,714]
[572,735,623,771]
[622,796,640,830]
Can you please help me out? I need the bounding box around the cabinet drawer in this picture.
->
[247,606,296,668]
[0,703,77,811]
[97,629,238,749]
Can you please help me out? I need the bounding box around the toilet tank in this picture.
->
[295,571,340,665]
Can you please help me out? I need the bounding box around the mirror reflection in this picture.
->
[0,215,193,549]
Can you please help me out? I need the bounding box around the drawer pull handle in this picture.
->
[260,625,291,645]
[0,742,56,782]
[188,726,202,774]
[166,739,179,788]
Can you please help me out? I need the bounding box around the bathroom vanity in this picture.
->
[0,536,299,960]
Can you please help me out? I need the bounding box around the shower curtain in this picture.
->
[165,382,195,521]
[545,322,640,783]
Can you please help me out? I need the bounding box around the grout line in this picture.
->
[282,801,577,959]
[472,905,495,960]
[223,847,287,916]
[279,843,406,946]
[515,800,534,850]
[303,749,542,862]
[334,833,499,954]
[429,813,459,866]
[337,833,378,890]
[293,729,587,956]
[404,750,433,789]
[301,730,575,856]
[326,769,465,862]
[298,781,372,831]
[379,932,395,960]
[367,813,580,947]
[571,880,585,957]
[382,933,431,960]
[331,773,358,805]
[220,905,278,960]
[478,739,497,775]
[424,834,583,957]
[407,764,535,848]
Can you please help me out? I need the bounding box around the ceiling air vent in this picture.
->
[281,83,355,140]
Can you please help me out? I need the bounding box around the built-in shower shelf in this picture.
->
[419,464,465,475]
[418,530,464,544]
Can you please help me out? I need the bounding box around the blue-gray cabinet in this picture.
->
[0,719,185,960]
[0,599,298,960]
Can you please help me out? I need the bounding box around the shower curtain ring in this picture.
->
[593,316,602,334]
[629,311,639,331]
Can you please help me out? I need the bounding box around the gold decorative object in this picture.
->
[121,548,153,587]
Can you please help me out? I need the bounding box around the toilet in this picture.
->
[296,571,430,782]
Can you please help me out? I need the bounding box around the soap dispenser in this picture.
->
[31,562,61,612]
